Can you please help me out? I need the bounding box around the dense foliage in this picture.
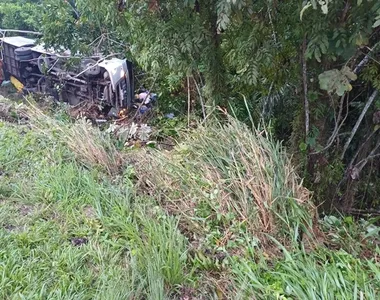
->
[2,1,380,211]
[0,0,41,31]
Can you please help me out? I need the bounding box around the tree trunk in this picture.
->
[302,35,310,138]
[200,0,227,110]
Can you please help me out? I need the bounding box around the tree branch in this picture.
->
[353,138,380,172]
[311,94,347,155]
[347,208,380,216]
[348,130,378,169]
[312,43,379,156]
[0,29,42,36]
[353,42,380,74]
[340,0,350,24]
[341,89,378,159]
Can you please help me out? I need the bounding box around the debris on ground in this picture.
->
[1,83,160,149]
[132,89,158,117]
[68,102,104,120]
[70,237,89,247]
[165,112,175,119]
[64,88,159,124]
[106,121,154,148]
[1,80,11,87]
[0,95,28,123]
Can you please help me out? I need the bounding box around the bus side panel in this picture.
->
[2,43,22,80]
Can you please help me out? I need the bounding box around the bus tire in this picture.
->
[15,54,33,61]
[14,47,33,56]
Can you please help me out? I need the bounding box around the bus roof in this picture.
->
[0,36,35,47]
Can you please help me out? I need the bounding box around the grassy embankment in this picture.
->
[0,93,379,299]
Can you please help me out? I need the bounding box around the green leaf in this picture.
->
[314,47,322,62]
[373,19,380,28]
[365,225,380,238]
[341,66,357,81]
[357,0,362,6]
[299,142,308,152]
[318,66,357,96]
[344,216,353,225]
[300,3,312,21]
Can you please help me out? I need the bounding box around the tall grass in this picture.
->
[137,114,316,246]
[232,246,380,299]
[24,101,122,175]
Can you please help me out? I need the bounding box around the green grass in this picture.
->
[0,95,379,299]
[0,106,187,298]
[232,246,380,299]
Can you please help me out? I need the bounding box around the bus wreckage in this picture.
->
[0,31,155,116]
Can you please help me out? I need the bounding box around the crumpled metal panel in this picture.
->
[98,58,127,91]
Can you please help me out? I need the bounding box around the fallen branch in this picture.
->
[348,129,379,169]
[353,139,380,173]
[346,208,380,217]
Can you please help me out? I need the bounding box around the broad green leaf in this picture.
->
[365,225,380,238]
[318,66,357,96]
[336,84,347,96]
[341,66,357,81]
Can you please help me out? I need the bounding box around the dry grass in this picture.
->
[24,100,122,175]
[136,114,316,244]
